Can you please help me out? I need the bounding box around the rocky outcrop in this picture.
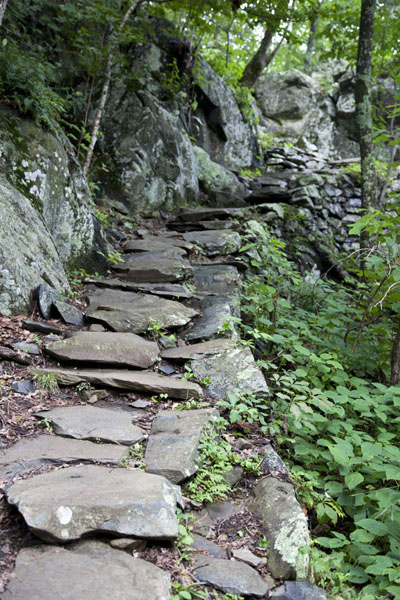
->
[0,109,106,315]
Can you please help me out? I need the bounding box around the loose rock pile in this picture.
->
[0,208,327,600]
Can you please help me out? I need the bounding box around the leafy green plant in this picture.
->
[171,583,208,600]
[218,390,269,428]
[32,370,59,393]
[120,442,145,468]
[185,419,261,504]
[38,417,53,432]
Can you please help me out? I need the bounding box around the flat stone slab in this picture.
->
[249,478,310,580]
[85,290,197,333]
[53,300,84,326]
[182,230,241,256]
[45,331,159,368]
[13,342,41,355]
[139,234,194,251]
[144,408,219,483]
[190,533,226,558]
[22,320,64,335]
[124,239,187,255]
[113,257,193,283]
[1,541,171,600]
[6,465,182,542]
[85,278,194,299]
[271,582,327,600]
[176,208,244,222]
[37,367,203,400]
[0,434,129,481]
[161,339,235,361]
[191,347,269,400]
[36,405,145,445]
[193,265,240,294]
[193,555,269,597]
[184,296,238,342]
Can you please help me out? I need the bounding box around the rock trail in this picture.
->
[0,210,326,599]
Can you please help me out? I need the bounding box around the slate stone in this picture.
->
[123,248,185,260]
[161,339,235,361]
[109,538,147,551]
[0,434,129,480]
[191,347,269,400]
[85,278,194,299]
[113,257,193,283]
[190,533,226,558]
[124,239,187,255]
[176,208,244,222]
[89,323,107,332]
[36,405,145,445]
[11,379,36,395]
[206,501,243,522]
[158,363,176,375]
[262,444,290,475]
[184,297,238,342]
[130,399,151,409]
[193,555,269,597]
[1,541,171,600]
[45,331,159,369]
[6,465,182,542]
[36,367,203,400]
[22,320,63,335]
[271,582,327,600]
[249,478,310,580]
[85,289,197,334]
[182,230,241,256]
[139,234,194,251]
[53,300,84,326]
[13,342,41,355]
[193,265,240,294]
[232,548,263,568]
[144,408,219,483]
[37,283,62,319]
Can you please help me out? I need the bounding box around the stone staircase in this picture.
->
[0,208,327,600]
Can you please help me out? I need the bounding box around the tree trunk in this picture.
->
[0,0,9,27]
[83,0,141,177]
[239,28,278,88]
[304,1,323,73]
[355,0,377,217]
[390,321,400,385]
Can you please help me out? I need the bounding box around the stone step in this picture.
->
[45,331,159,369]
[36,367,203,399]
[124,238,187,255]
[173,207,245,222]
[0,434,130,481]
[85,277,194,299]
[85,289,197,334]
[2,542,171,600]
[192,554,269,597]
[192,264,240,294]
[6,465,182,542]
[161,338,235,361]
[144,408,219,483]
[112,256,193,283]
[36,405,145,446]
[191,346,269,399]
[182,230,242,256]
[184,295,239,342]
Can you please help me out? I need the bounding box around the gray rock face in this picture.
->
[271,581,327,600]
[144,408,219,483]
[161,339,235,361]
[193,145,247,204]
[85,290,197,333]
[176,208,245,222]
[36,405,145,445]
[0,111,107,315]
[104,78,199,212]
[182,230,242,256]
[262,444,290,476]
[0,434,129,480]
[37,367,203,399]
[1,541,171,600]
[45,331,159,368]
[195,58,254,170]
[6,465,182,542]
[191,347,269,400]
[192,265,240,294]
[113,256,193,282]
[190,533,226,558]
[85,277,194,299]
[193,555,269,597]
[249,477,310,580]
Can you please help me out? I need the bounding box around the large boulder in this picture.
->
[255,69,336,157]
[0,109,106,314]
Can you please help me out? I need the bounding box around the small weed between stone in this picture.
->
[38,417,53,432]
[32,370,59,393]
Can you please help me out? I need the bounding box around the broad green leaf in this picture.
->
[356,519,388,536]
[345,472,364,490]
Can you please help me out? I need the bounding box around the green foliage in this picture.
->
[238,221,400,597]
[185,419,261,504]
[32,370,59,393]
[38,416,53,432]
[119,442,145,468]
[218,390,268,429]
[172,583,208,600]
